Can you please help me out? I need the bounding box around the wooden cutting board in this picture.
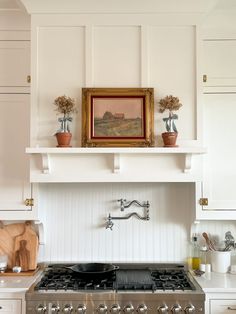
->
[0,267,39,276]
[0,222,25,269]
[13,222,39,271]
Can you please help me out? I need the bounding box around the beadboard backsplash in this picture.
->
[38,183,236,263]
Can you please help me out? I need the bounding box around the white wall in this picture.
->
[38,183,194,262]
[38,183,236,263]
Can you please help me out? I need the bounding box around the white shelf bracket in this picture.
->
[184,153,192,173]
[42,153,50,174]
[113,153,121,173]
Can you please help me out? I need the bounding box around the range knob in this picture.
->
[185,305,195,313]
[36,304,46,313]
[51,304,60,313]
[171,304,182,313]
[123,304,134,313]
[137,304,148,313]
[63,304,73,313]
[97,304,108,313]
[110,304,121,313]
[157,304,168,313]
[77,304,86,313]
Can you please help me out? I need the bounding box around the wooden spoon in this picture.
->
[202,232,216,251]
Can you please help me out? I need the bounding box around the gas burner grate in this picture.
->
[151,269,195,291]
[35,266,115,291]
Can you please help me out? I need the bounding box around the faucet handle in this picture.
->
[118,198,126,203]
[106,214,114,230]
[118,199,126,211]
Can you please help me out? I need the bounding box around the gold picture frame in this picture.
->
[82,88,154,147]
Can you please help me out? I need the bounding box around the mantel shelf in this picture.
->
[26,146,207,175]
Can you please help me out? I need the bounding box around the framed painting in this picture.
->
[82,88,154,147]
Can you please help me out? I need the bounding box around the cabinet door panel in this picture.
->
[210,299,236,314]
[0,299,21,314]
[203,39,236,89]
[0,41,30,88]
[0,94,32,211]
[201,93,236,212]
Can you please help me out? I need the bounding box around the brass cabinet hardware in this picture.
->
[203,74,207,83]
[27,75,31,83]
[199,198,208,206]
[24,198,34,206]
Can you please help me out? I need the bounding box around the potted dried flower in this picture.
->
[54,95,77,147]
[159,95,182,147]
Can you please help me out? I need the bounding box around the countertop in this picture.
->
[193,271,236,293]
[0,270,42,293]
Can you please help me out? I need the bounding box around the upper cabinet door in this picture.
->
[197,94,236,218]
[0,94,37,219]
[203,39,236,92]
[0,41,30,93]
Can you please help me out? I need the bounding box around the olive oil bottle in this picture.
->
[189,234,200,270]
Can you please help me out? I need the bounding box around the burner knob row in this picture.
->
[37,303,195,314]
[97,304,147,313]
[157,304,196,314]
[38,304,86,313]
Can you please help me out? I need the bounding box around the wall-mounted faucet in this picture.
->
[106,199,150,230]
[118,198,150,211]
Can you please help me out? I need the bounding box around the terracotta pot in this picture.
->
[55,132,72,147]
[162,132,178,147]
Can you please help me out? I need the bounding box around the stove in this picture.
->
[26,263,204,313]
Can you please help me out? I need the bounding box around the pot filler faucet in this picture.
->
[106,199,150,230]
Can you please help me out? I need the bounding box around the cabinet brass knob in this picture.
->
[24,198,34,206]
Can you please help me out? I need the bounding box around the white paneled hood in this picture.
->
[23,0,210,183]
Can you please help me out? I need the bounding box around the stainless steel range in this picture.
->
[26,263,204,313]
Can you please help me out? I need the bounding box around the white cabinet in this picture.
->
[0,41,30,94]
[0,35,38,219]
[196,93,236,220]
[0,93,37,219]
[204,293,236,314]
[203,38,236,92]
[0,299,22,314]
[210,299,236,314]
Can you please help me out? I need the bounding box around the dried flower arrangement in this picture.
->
[159,95,182,133]
[54,95,77,133]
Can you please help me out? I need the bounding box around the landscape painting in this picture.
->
[82,88,154,147]
[92,97,144,138]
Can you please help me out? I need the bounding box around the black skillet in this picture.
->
[65,263,119,278]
